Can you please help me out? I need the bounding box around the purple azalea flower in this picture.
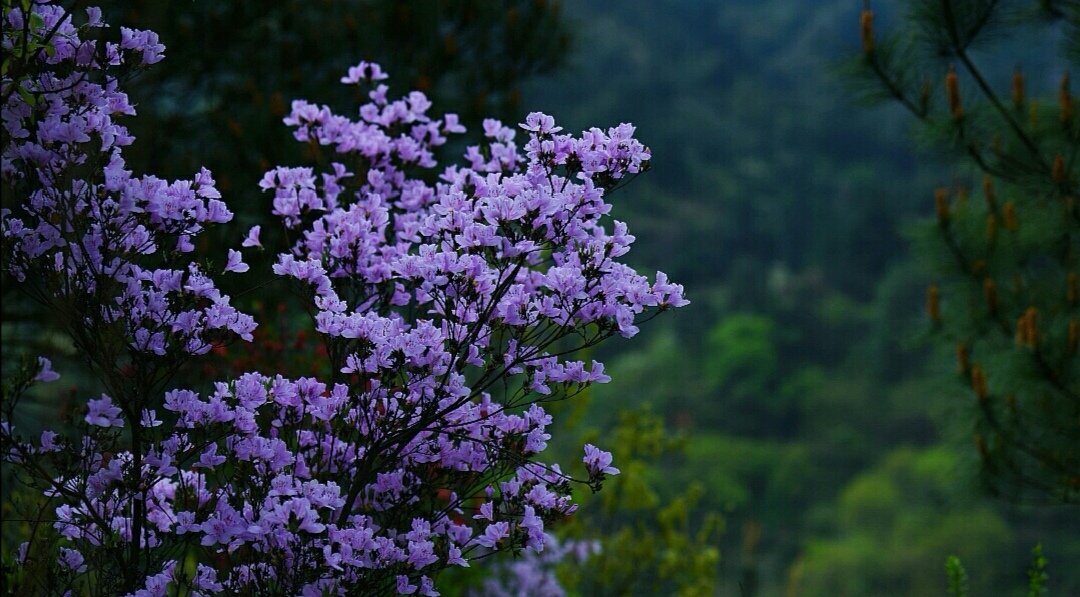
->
[34,357,60,382]
[224,249,249,273]
[241,225,262,248]
[583,444,620,476]
[85,395,124,428]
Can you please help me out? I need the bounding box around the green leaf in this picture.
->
[17,85,36,108]
[1027,544,1049,597]
[945,555,969,597]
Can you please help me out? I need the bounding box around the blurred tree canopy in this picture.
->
[527,0,1080,593]
[795,448,1013,596]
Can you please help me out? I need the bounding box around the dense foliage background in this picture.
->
[3,0,1077,595]
[522,1,1080,594]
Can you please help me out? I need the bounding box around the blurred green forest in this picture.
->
[523,1,1080,595]
[5,0,1077,595]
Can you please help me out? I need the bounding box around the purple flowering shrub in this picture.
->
[472,534,600,597]
[1,2,686,595]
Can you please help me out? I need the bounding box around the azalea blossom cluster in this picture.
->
[0,3,685,595]
[0,3,255,358]
[474,534,600,597]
